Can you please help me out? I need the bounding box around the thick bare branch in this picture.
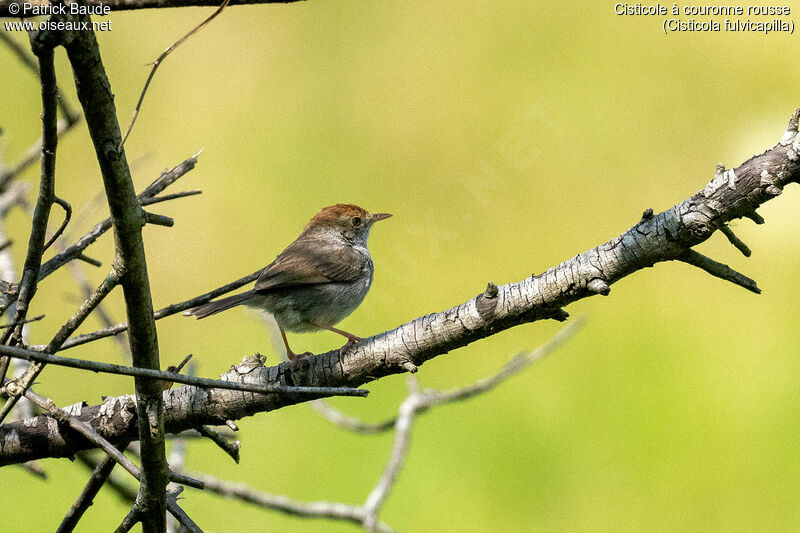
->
[4,383,203,489]
[63,18,170,529]
[3,112,800,467]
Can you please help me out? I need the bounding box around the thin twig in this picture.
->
[314,319,585,438]
[114,508,139,533]
[0,267,124,421]
[0,313,44,329]
[58,441,132,533]
[145,189,202,205]
[77,253,102,267]
[2,40,59,338]
[179,322,581,531]
[427,319,584,405]
[37,152,200,281]
[143,211,174,227]
[167,353,193,374]
[185,472,392,533]
[677,249,760,294]
[718,224,752,257]
[42,196,72,252]
[17,460,47,479]
[166,495,204,533]
[196,425,240,463]
[362,320,584,529]
[65,253,130,358]
[119,0,231,147]
[0,184,32,419]
[75,450,138,504]
[0,343,369,397]
[310,400,395,434]
[0,40,59,421]
[57,268,261,350]
[363,381,417,532]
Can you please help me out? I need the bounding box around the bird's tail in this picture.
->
[184,291,254,319]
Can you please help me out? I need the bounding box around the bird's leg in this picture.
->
[316,324,363,355]
[279,325,312,370]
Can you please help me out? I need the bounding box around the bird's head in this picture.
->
[303,204,391,244]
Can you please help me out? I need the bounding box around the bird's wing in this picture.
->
[254,240,368,293]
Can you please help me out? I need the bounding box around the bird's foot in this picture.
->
[288,351,313,372]
[338,337,363,356]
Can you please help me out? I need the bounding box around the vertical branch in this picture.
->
[8,37,58,331]
[0,35,59,395]
[62,22,169,531]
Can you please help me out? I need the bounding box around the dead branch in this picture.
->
[2,110,799,465]
[0,36,60,417]
[62,16,171,528]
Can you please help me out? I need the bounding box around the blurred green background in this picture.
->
[2,1,800,531]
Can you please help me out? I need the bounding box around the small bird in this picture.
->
[185,204,391,364]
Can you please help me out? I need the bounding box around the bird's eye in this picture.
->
[351,216,362,227]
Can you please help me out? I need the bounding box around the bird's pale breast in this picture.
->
[246,246,374,332]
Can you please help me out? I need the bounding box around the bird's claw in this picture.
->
[288,352,313,372]
[338,338,361,356]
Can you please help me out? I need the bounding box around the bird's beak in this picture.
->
[371,213,392,223]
